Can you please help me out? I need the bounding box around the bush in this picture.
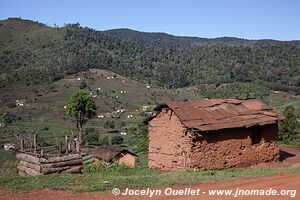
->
[111,135,124,145]
[84,127,99,145]
[83,160,129,174]
[279,106,299,143]
[1,112,16,123]
[79,80,87,89]
[104,120,115,129]
[99,135,109,145]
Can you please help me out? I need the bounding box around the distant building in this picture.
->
[142,106,150,111]
[16,99,25,107]
[91,145,136,167]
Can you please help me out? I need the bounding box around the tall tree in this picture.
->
[66,91,96,145]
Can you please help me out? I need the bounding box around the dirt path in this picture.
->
[251,147,300,169]
[1,172,299,200]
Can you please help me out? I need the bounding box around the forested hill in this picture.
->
[1,18,300,93]
[103,28,299,48]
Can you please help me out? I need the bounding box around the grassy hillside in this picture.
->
[1,68,300,146]
[0,69,194,148]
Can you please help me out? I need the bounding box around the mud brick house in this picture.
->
[148,99,284,171]
[91,145,136,167]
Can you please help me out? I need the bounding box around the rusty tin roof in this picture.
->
[156,99,284,131]
[91,145,136,162]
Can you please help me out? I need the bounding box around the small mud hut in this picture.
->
[91,145,136,167]
[148,99,284,171]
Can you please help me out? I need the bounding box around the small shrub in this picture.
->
[84,128,100,145]
[1,112,16,123]
[111,135,124,145]
[99,135,109,145]
[79,80,87,89]
[279,106,299,143]
[83,160,129,174]
[104,120,115,129]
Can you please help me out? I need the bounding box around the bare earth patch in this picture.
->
[1,173,299,200]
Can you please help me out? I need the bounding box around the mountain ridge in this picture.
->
[0,18,300,93]
[103,28,298,48]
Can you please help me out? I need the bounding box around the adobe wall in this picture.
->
[118,153,136,168]
[190,124,279,170]
[148,109,193,171]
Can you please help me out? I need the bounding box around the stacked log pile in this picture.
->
[82,155,95,165]
[16,152,83,176]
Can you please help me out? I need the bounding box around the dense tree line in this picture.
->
[0,18,300,93]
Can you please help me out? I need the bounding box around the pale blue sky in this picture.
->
[0,0,299,40]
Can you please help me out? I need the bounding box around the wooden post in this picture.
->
[55,137,58,147]
[20,138,24,151]
[33,133,37,154]
[59,141,63,155]
[65,135,68,154]
[68,142,71,153]
[71,140,76,153]
[75,140,80,154]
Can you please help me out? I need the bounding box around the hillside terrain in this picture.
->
[1,68,300,146]
[104,28,300,48]
[0,17,300,198]
[0,18,300,91]
[0,17,300,149]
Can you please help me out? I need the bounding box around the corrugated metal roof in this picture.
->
[91,145,136,162]
[156,99,284,131]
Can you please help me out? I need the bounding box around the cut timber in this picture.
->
[82,155,93,161]
[19,160,41,172]
[62,166,82,174]
[41,159,82,168]
[40,154,82,163]
[16,152,83,176]
[18,170,27,176]
[16,153,40,164]
[17,163,41,176]
[42,166,70,175]
[83,158,94,165]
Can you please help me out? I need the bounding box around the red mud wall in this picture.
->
[190,124,279,170]
[148,109,280,171]
[148,109,192,171]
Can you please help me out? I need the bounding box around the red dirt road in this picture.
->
[1,173,299,200]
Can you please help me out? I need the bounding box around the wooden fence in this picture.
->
[16,152,83,176]
[15,133,84,176]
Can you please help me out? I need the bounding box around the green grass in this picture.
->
[0,162,299,194]
[0,151,17,177]
[0,152,300,194]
